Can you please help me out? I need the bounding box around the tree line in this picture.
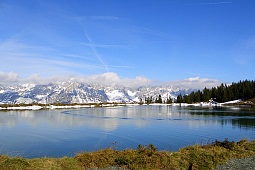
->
[142,95,172,104]
[176,80,255,103]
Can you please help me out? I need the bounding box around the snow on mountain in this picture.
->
[0,82,192,104]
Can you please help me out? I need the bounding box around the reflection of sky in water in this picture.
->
[0,105,254,158]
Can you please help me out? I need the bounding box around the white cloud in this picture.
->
[0,72,19,85]
[70,72,152,87]
[0,71,221,89]
[170,77,221,89]
[21,74,44,85]
[0,71,152,87]
[83,72,121,85]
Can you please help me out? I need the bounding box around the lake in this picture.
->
[0,105,255,158]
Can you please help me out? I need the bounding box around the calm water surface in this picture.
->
[0,105,255,158]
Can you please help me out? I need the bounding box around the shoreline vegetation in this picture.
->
[0,99,254,111]
[0,139,254,170]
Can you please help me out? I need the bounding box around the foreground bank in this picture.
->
[0,139,254,170]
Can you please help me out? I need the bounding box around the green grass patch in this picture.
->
[0,139,255,170]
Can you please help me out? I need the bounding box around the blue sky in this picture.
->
[0,0,255,87]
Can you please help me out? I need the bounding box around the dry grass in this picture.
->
[0,139,255,170]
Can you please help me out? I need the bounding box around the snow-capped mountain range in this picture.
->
[0,82,193,104]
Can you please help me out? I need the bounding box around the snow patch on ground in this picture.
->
[222,99,242,104]
[6,105,42,110]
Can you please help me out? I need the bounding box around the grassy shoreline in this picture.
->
[0,139,255,170]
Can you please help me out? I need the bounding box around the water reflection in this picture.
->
[0,105,254,158]
[182,107,255,130]
[1,106,255,130]
[232,118,255,130]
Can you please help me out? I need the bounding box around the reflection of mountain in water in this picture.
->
[1,106,255,131]
[1,105,255,159]
[0,107,155,131]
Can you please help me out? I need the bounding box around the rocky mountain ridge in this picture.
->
[0,82,193,104]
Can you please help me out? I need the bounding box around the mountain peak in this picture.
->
[0,82,192,104]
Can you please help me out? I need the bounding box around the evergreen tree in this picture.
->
[166,97,172,104]
[145,96,153,104]
[202,87,211,102]
[221,88,228,102]
[244,80,254,99]
[184,95,191,103]
[231,83,239,100]
[211,87,217,100]
[158,94,162,103]
[177,94,183,103]
[155,95,163,103]
[189,92,195,103]
[226,87,234,101]
[174,80,255,104]
[194,90,201,102]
